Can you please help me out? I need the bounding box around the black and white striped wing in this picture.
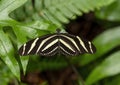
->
[59,33,96,56]
[19,34,59,56]
[18,31,96,56]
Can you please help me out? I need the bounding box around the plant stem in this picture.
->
[64,56,85,85]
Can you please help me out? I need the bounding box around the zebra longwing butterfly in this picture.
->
[18,29,96,56]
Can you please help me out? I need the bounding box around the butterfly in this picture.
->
[19,29,96,56]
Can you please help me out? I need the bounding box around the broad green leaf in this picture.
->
[86,51,120,85]
[96,0,120,21]
[0,27,20,79]
[79,26,120,66]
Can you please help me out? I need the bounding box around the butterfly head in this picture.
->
[56,28,61,34]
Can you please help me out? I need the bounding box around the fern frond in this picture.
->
[11,0,116,26]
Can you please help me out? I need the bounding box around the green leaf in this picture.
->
[0,0,28,79]
[79,26,120,66]
[0,0,27,20]
[86,51,120,85]
[25,20,58,33]
[36,0,116,25]
[0,27,20,80]
[96,0,120,21]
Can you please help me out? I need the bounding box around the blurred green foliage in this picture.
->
[0,60,14,85]
[96,0,120,21]
[0,0,120,85]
